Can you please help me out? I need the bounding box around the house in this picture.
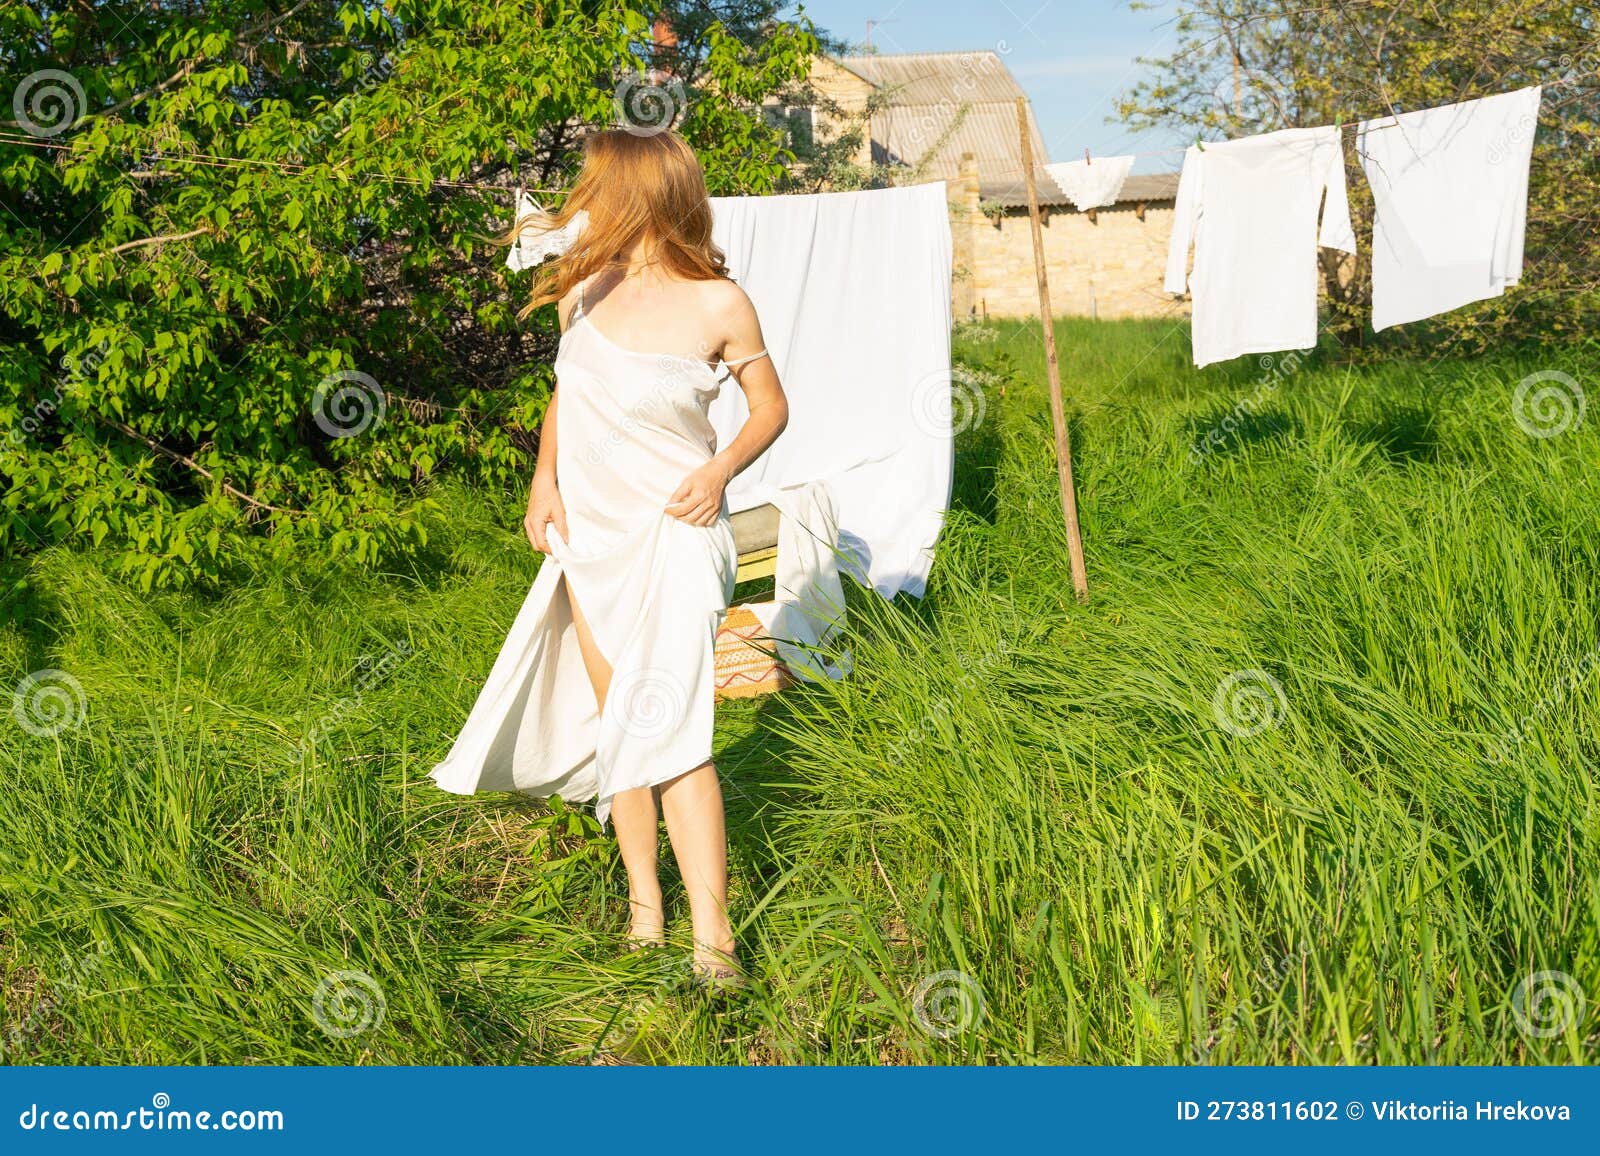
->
[809,51,1048,183]
[804,51,1186,321]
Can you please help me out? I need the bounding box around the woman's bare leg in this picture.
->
[565,579,664,947]
[658,762,737,974]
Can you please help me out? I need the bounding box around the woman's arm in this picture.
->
[666,287,789,527]
[524,286,580,551]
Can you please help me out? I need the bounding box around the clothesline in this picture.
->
[0,91,1473,200]
[0,131,569,194]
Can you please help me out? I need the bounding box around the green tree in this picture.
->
[0,1,816,588]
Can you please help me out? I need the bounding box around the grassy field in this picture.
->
[3,317,1597,1064]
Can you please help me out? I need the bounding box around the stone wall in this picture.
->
[949,157,1191,321]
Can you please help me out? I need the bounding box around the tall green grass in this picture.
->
[3,318,1597,1064]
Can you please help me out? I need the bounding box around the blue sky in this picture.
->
[789,0,1191,172]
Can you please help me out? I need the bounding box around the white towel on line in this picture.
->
[1044,155,1136,210]
[1357,86,1541,332]
[505,191,587,272]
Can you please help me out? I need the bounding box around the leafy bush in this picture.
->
[0,1,815,588]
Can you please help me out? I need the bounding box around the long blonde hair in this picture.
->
[503,130,728,321]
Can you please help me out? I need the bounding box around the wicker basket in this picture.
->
[714,603,794,701]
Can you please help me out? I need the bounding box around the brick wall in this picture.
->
[950,157,1191,321]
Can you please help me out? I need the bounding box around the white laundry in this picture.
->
[1357,86,1541,331]
[708,182,954,599]
[743,480,850,682]
[505,190,588,272]
[1044,155,1135,210]
[430,284,738,825]
[1164,126,1356,367]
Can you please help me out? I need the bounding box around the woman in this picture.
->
[431,129,788,986]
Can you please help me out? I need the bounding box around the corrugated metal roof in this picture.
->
[833,51,1049,182]
[870,102,1049,182]
[836,51,1030,104]
[979,171,1180,209]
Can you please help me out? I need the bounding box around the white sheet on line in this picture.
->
[1357,86,1541,332]
[709,182,954,599]
[747,480,851,683]
[1044,155,1136,210]
[1164,125,1356,367]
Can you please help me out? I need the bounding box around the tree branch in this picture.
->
[105,418,301,517]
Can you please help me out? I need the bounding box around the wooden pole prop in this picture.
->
[1014,96,1090,600]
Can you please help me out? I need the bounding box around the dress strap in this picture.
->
[722,348,769,368]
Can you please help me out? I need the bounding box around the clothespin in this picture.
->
[1084,147,1091,166]
[1195,133,1205,152]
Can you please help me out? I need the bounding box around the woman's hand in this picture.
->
[525,477,568,553]
[666,460,730,527]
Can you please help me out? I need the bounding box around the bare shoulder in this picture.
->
[695,276,761,342]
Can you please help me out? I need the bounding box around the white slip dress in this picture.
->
[430,283,762,825]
